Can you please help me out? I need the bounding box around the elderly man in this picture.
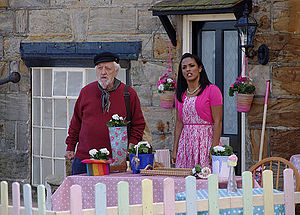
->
[65,52,145,175]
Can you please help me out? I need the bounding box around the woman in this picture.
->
[171,53,223,169]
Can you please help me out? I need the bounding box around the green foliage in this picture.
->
[210,145,233,156]
[106,114,130,127]
[127,142,152,154]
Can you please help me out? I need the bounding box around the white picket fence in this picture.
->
[1,169,300,215]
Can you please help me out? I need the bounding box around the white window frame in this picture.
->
[31,66,126,185]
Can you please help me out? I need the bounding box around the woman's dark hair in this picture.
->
[176,53,211,103]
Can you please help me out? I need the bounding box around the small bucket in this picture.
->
[159,91,175,109]
[236,93,254,113]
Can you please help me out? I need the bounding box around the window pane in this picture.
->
[54,129,67,157]
[54,159,65,176]
[117,68,126,84]
[68,99,76,123]
[53,72,66,96]
[33,157,40,185]
[86,69,96,84]
[33,127,40,155]
[223,31,239,134]
[42,158,52,184]
[42,128,52,157]
[54,99,67,128]
[42,69,52,97]
[42,99,52,127]
[33,99,41,126]
[32,69,41,96]
[68,72,82,96]
[202,31,215,84]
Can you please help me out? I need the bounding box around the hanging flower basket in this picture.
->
[159,91,175,109]
[236,93,254,113]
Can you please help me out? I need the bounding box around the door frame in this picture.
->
[182,14,247,172]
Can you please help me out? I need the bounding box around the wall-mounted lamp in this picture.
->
[235,5,269,65]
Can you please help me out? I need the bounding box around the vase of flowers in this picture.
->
[157,72,176,109]
[210,145,234,178]
[128,141,154,174]
[229,76,255,113]
[107,114,130,168]
[191,164,211,179]
[81,148,114,176]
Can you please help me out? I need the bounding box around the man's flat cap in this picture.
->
[94,52,119,66]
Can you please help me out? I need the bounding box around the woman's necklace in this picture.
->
[187,85,201,95]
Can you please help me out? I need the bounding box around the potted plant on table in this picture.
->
[107,114,130,169]
[210,145,234,178]
[157,73,176,109]
[81,148,115,176]
[229,76,255,112]
[127,141,154,174]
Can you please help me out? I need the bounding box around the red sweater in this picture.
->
[66,81,145,159]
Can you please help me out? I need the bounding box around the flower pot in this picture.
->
[236,93,254,113]
[108,126,128,167]
[81,159,114,176]
[211,155,230,178]
[130,153,154,174]
[159,91,175,109]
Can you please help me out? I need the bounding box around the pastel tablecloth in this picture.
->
[51,172,245,211]
[176,188,285,215]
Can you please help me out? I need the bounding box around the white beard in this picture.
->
[99,78,113,89]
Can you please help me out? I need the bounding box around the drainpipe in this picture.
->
[0,72,21,85]
[241,36,246,172]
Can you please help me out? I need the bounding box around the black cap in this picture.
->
[94,52,119,66]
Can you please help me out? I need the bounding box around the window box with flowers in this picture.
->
[128,141,154,174]
[81,148,115,176]
[229,76,256,112]
[107,114,130,171]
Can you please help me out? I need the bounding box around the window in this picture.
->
[32,67,126,185]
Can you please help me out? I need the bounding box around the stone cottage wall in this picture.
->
[0,0,181,183]
[247,0,300,168]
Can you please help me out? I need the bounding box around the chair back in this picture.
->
[249,156,300,191]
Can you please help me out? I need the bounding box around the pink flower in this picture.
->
[117,151,122,156]
[228,154,238,162]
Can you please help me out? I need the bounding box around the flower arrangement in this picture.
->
[89,148,110,160]
[157,73,176,93]
[106,114,130,127]
[127,141,152,154]
[210,145,233,156]
[192,164,211,179]
[229,76,255,97]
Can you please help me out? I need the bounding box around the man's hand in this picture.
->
[65,151,75,161]
[128,143,134,150]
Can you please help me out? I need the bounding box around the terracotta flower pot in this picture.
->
[159,91,175,109]
[236,93,254,113]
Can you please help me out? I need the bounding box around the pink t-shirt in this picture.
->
[175,84,223,123]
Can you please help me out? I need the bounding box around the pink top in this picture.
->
[175,85,223,123]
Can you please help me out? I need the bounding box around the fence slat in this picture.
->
[70,184,82,215]
[208,174,219,214]
[163,178,175,215]
[38,185,46,215]
[284,168,295,215]
[1,181,9,215]
[262,170,274,214]
[117,181,129,215]
[23,184,33,215]
[185,175,196,215]
[95,183,107,215]
[12,182,20,215]
[142,179,153,215]
[242,171,253,215]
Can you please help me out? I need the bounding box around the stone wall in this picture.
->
[247,0,300,168]
[0,0,180,183]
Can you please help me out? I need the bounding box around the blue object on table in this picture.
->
[130,153,154,174]
[175,188,285,215]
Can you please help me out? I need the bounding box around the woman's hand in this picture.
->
[171,150,177,165]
